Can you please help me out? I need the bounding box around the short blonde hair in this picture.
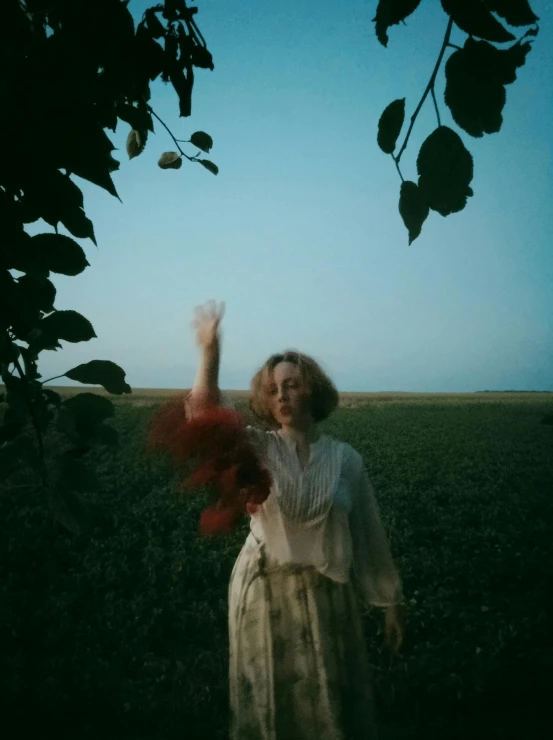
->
[249,350,339,428]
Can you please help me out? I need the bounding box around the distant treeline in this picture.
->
[476,390,552,394]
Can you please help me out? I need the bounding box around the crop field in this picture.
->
[1,391,552,740]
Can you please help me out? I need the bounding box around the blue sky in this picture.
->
[38,0,552,392]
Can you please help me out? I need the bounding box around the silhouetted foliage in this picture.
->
[374,0,540,243]
[0,0,215,532]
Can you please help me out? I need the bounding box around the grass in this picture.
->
[1,391,552,739]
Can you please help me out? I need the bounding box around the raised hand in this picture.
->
[191,300,225,351]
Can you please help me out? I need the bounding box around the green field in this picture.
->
[1,392,552,739]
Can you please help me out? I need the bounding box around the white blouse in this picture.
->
[186,394,403,608]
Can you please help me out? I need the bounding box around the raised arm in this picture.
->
[187,300,226,414]
[186,300,269,462]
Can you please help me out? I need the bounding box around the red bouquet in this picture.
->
[147,393,272,535]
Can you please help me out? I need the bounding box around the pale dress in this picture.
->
[229,426,403,740]
[185,395,403,740]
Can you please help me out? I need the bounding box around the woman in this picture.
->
[187,301,405,740]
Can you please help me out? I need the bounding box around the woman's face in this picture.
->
[267,361,311,427]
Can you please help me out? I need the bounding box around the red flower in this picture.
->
[187,460,224,488]
[248,481,271,505]
[200,505,241,535]
[246,501,261,516]
[245,475,272,515]
[147,394,273,535]
[218,464,240,495]
[179,408,243,458]
[146,394,188,459]
[147,398,243,462]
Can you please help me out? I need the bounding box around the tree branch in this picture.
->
[41,374,65,386]
[431,86,441,127]
[148,107,195,161]
[395,16,454,166]
[394,157,405,183]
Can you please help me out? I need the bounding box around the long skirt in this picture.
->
[228,532,379,740]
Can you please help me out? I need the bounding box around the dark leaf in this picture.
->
[23,171,85,230]
[27,331,62,353]
[0,272,40,338]
[540,413,553,426]
[441,0,515,43]
[501,39,534,82]
[135,30,166,82]
[17,275,56,313]
[72,164,119,199]
[399,181,430,244]
[62,393,114,430]
[190,131,213,153]
[127,129,148,160]
[1,232,49,278]
[163,0,180,22]
[58,399,118,447]
[0,408,23,445]
[373,0,423,47]
[42,388,62,408]
[77,124,117,155]
[0,190,23,243]
[483,0,539,26]
[170,67,193,117]
[29,234,89,276]
[191,47,214,70]
[59,208,97,245]
[0,326,18,363]
[79,0,136,63]
[64,360,132,395]
[417,126,474,216]
[19,345,41,383]
[377,98,406,154]
[445,38,532,137]
[101,102,119,133]
[176,21,193,67]
[158,152,183,169]
[165,30,179,74]
[69,133,120,199]
[145,7,166,38]
[106,154,120,174]
[96,423,119,447]
[117,104,154,133]
[3,374,28,424]
[198,159,219,175]
[0,339,20,366]
[0,266,14,293]
[17,198,41,224]
[40,310,97,343]
[56,405,78,439]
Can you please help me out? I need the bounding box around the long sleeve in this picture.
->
[349,467,403,608]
